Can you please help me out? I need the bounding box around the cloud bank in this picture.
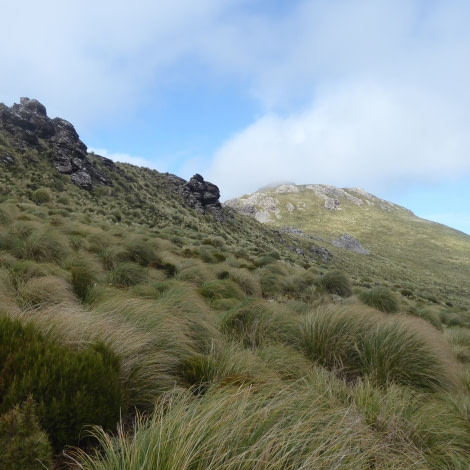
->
[204,0,470,199]
[2,1,470,204]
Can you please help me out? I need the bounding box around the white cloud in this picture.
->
[88,147,156,169]
[207,80,470,200]
[203,1,470,199]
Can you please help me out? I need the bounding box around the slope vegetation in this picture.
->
[1,100,470,469]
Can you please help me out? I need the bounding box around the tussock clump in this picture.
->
[14,230,69,263]
[227,267,262,296]
[69,256,102,302]
[221,298,298,348]
[68,383,420,470]
[0,205,13,226]
[176,259,215,286]
[124,239,157,266]
[108,262,148,286]
[300,305,460,392]
[31,187,52,204]
[15,275,75,309]
[360,286,400,313]
[178,343,274,394]
[198,279,244,303]
[318,270,352,297]
[256,343,313,381]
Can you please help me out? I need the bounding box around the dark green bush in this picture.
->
[0,316,124,451]
[0,397,53,470]
[318,270,352,297]
[360,286,399,313]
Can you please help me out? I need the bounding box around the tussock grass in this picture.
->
[11,301,179,408]
[256,343,313,381]
[14,229,69,263]
[68,385,403,470]
[175,259,216,286]
[360,286,400,313]
[300,305,460,391]
[178,342,276,394]
[318,270,353,297]
[445,327,470,363]
[221,298,299,349]
[108,262,148,286]
[15,275,75,309]
[227,267,262,296]
[198,279,245,305]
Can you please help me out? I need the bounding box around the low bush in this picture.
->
[360,286,399,313]
[0,316,124,451]
[0,397,53,470]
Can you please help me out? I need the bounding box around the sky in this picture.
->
[2,0,470,234]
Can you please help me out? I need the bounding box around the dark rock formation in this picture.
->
[0,97,113,190]
[167,173,223,221]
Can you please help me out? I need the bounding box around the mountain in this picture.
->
[226,184,470,309]
[1,98,470,468]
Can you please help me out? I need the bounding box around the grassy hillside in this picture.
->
[226,184,470,310]
[1,105,470,469]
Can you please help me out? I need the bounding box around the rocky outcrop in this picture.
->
[167,173,224,221]
[0,98,113,190]
[332,233,370,255]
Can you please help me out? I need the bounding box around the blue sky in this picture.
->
[2,1,470,234]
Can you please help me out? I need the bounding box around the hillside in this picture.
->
[1,98,470,469]
[226,184,470,309]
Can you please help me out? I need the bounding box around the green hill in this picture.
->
[1,99,470,469]
[226,183,470,310]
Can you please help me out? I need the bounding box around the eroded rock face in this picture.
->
[0,97,113,190]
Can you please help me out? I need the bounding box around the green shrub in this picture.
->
[360,286,399,313]
[0,316,124,451]
[31,188,52,204]
[0,397,53,470]
[318,270,352,297]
